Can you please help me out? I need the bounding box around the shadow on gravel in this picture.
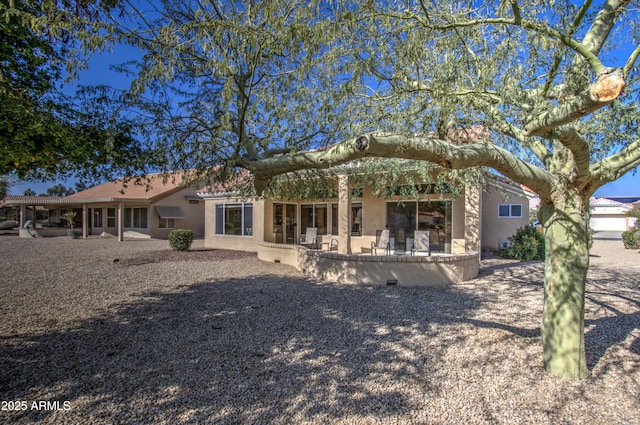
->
[1,259,638,423]
[0,274,488,424]
[584,264,640,370]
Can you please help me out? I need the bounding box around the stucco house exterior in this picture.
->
[198,173,534,286]
[5,172,204,240]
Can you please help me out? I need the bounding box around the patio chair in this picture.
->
[329,239,339,252]
[300,227,318,250]
[371,229,391,255]
[411,230,431,256]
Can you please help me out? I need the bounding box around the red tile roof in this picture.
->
[66,172,191,202]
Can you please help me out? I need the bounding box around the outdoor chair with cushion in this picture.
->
[300,227,318,250]
[371,229,391,255]
[411,230,431,256]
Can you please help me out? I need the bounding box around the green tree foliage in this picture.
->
[0,0,153,183]
[11,0,640,379]
[45,183,74,196]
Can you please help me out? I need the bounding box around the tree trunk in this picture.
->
[540,196,590,379]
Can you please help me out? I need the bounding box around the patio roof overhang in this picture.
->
[4,197,145,206]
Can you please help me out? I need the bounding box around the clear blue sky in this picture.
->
[7,42,640,197]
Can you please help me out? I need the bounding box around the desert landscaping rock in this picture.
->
[0,236,638,424]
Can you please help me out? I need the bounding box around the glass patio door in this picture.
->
[274,203,297,244]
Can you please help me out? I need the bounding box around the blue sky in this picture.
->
[8,39,640,197]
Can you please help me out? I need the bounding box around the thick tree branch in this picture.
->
[524,68,625,136]
[623,43,640,78]
[590,138,640,189]
[471,97,553,167]
[247,133,554,198]
[580,0,630,57]
[555,126,591,186]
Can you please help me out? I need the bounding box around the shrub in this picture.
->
[168,229,194,251]
[622,227,639,249]
[500,225,545,261]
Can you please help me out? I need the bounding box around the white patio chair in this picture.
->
[411,230,431,256]
[300,227,318,250]
[371,229,391,255]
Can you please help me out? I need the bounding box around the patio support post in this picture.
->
[464,185,481,253]
[19,205,26,227]
[338,174,351,254]
[118,201,124,242]
[82,204,88,238]
[20,204,27,228]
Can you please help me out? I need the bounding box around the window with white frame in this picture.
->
[124,207,148,228]
[107,208,116,228]
[330,202,363,236]
[498,204,523,218]
[301,204,328,235]
[215,203,253,236]
[159,218,176,229]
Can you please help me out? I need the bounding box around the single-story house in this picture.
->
[5,172,204,240]
[198,173,534,286]
[590,197,637,232]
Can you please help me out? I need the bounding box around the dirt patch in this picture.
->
[113,248,256,266]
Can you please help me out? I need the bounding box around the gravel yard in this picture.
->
[0,235,638,424]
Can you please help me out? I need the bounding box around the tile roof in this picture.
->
[591,197,631,207]
[1,196,62,208]
[66,172,190,202]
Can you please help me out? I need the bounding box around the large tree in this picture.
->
[19,0,640,379]
[0,0,153,183]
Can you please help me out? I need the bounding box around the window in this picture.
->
[386,200,452,253]
[331,204,338,235]
[107,208,116,228]
[499,204,523,218]
[93,208,103,228]
[301,204,328,235]
[351,203,363,236]
[330,202,363,236]
[159,218,175,229]
[124,207,148,228]
[215,203,253,236]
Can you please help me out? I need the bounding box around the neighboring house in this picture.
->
[5,172,204,240]
[198,173,533,285]
[590,197,636,232]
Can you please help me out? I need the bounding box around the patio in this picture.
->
[257,242,480,286]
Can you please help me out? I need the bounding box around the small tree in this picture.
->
[60,212,76,229]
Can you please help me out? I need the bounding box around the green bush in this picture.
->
[622,227,639,249]
[168,229,194,252]
[500,225,545,261]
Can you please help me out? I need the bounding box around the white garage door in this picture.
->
[590,215,628,232]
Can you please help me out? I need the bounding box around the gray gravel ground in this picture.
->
[0,235,638,424]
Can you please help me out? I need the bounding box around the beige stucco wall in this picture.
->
[301,251,479,286]
[202,184,479,256]
[481,185,531,249]
[203,197,265,252]
[150,189,205,239]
